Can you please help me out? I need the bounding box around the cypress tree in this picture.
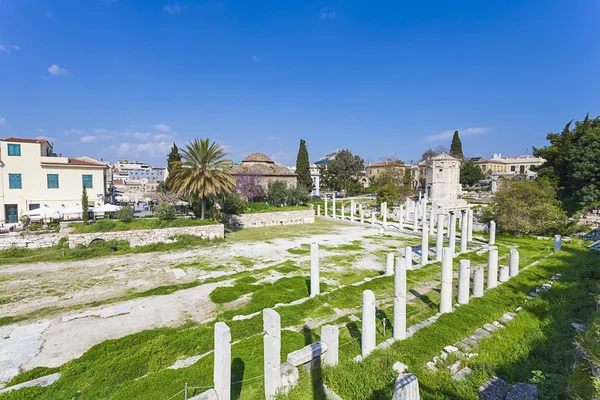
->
[166,142,182,188]
[81,183,89,222]
[450,130,464,159]
[295,139,314,192]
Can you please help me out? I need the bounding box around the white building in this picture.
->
[112,160,165,186]
[0,138,108,223]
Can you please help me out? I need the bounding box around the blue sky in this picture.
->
[0,0,598,166]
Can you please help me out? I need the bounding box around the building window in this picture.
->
[82,174,93,188]
[7,144,21,156]
[511,166,516,172]
[29,204,40,211]
[8,173,22,189]
[47,174,59,189]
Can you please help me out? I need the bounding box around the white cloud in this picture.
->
[130,132,153,139]
[425,127,488,142]
[164,3,186,14]
[154,133,174,141]
[109,141,172,159]
[45,12,55,19]
[320,7,337,19]
[152,124,171,132]
[93,128,109,134]
[48,64,70,76]
[252,55,260,62]
[0,44,18,54]
[80,135,113,143]
[0,117,5,125]
[64,129,85,135]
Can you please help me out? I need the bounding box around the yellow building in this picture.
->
[0,138,108,224]
[473,158,506,174]
[366,161,405,182]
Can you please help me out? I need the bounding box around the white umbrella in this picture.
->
[60,206,92,215]
[24,206,60,217]
[93,204,121,213]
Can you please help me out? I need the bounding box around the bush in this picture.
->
[116,206,135,223]
[155,203,176,221]
[220,192,246,215]
[489,178,567,235]
[288,185,311,206]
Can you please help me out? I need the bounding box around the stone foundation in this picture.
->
[229,209,315,229]
[68,224,224,248]
[0,233,64,250]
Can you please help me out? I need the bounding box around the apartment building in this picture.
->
[0,138,108,223]
[473,153,545,177]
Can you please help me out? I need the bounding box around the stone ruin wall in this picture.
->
[229,209,315,229]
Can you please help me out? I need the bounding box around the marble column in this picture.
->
[350,200,355,223]
[321,325,339,366]
[371,211,375,226]
[214,322,231,400]
[263,309,281,399]
[310,243,320,297]
[386,253,395,276]
[382,202,388,229]
[421,224,429,265]
[448,212,457,258]
[341,204,345,220]
[398,205,404,230]
[499,266,509,282]
[412,208,418,232]
[487,246,498,289]
[361,290,376,357]
[393,256,407,340]
[440,247,453,314]
[360,209,365,224]
[460,210,468,253]
[324,197,328,217]
[489,221,496,245]
[554,235,562,252]
[393,374,420,400]
[405,246,413,270]
[436,214,444,262]
[457,260,470,305]
[467,208,474,242]
[332,193,336,219]
[472,267,484,297]
[509,249,519,277]
[317,204,321,216]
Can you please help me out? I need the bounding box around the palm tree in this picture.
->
[169,138,235,219]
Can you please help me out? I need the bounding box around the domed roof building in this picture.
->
[231,152,297,195]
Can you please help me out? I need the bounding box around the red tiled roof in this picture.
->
[368,161,404,168]
[2,137,49,144]
[41,158,108,168]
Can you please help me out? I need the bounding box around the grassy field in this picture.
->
[69,217,216,233]
[241,203,311,214]
[0,233,570,399]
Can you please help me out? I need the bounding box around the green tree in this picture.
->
[81,184,89,222]
[166,142,182,188]
[450,130,464,159]
[155,203,176,221]
[420,145,448,162]
[376,183,402,206]
[116,206,134,222]
[460,159,484,186]
[533,115,600,210]
[267,180,288,206]
[489,178,567,235]
[320,149,364,194]
[169,138,235,219]
[295,139,313,192]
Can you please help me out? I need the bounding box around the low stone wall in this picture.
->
[229,209,315,229]
[0,233,64,250]
[68,224,224,248]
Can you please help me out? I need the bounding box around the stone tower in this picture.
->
[425,153,466,211]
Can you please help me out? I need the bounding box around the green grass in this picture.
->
[0,235,572,399]
[241,203,311,214]
[70,218,216,233]
[226,218,343,242]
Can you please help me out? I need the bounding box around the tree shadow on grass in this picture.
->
[231,358,245,400]
[410,289,438,311]
[346,322,362,348]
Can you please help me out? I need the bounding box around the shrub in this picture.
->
[267,180,288,206]
[116,206,135,223]
[220,192,246,215]
[155,203,176,221]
